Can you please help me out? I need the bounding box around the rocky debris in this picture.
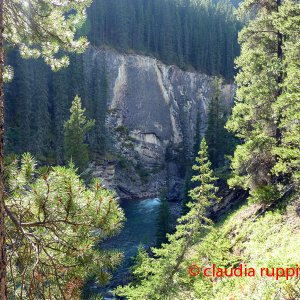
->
[90,161,116,191]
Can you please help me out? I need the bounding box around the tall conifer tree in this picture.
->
[272,1,300,190]
[116,139,219,299]
[64,96,95,172]
[226,0,285,203]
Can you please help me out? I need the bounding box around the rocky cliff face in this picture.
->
[83,48,234,200]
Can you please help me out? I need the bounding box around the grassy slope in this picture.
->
[182,194,300,300]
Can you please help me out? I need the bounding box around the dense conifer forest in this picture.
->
[86,0,240,78]
[5,0,240,164]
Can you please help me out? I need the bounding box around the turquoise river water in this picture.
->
[89,198,161,299]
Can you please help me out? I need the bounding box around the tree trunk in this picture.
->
[275,26,283,143]
[275,0,284,185]
[0,0,7,298]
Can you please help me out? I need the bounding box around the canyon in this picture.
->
[83,47,235,200]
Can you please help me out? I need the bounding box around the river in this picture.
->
[88,198,161,299]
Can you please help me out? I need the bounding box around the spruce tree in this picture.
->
[64,96,95,172]
[11,54,32,154]
[86,0,239,79]
[206,78,236,170]
[116,139,219,299]
[272,1,300,190]
[226,0,285,203]
[156,194,171,246]
[51,68,70,164]
[30,60,51,160]
[206,78,224,169]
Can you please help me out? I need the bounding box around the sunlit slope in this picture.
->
[183,195,300,300]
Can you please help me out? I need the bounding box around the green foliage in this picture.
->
[205,77,237,169]
[135,162,150,184]
[115,125,130,137]
[156,194,171,246]
[5,0,240,163]
[272,1,300,190]
[87,0,240,80]
[189,196,300,299]
[115,139,219,299]
[64,95,95,172]
[5,153,125,299]
[4,0,95,163]
[89,66,109,157]
[4,0,91,71]
[5,51,96,164]
[226,0,300,203]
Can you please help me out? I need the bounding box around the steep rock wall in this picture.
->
[83,48,234,200]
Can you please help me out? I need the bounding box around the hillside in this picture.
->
[183,194,300,299]
[86,0,240,79]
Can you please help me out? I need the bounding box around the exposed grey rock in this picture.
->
[83,48,235,200]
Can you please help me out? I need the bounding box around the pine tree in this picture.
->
[0,1,92,295]
[156,194,171,246]
[116,139,219,299]
[64,96,95,172]
[51,68,70,164]
[206,78,235,170]
[226,0,285,203]
[29,60,51,160]
[272,1,300,190]
[86,0,239,79]
[89,66,108,157]
[5,153,124,299]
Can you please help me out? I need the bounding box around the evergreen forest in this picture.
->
[5,0,240,165]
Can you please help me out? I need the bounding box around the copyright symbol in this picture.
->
[188,263,201,277]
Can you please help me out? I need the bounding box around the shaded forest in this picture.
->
[5,0,240,164]
[86,0,240,78]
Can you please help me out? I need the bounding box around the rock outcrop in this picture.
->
[83,48,235,200]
